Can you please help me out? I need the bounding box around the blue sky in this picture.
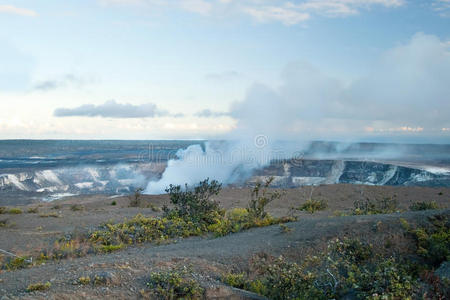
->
[0,0,449,141]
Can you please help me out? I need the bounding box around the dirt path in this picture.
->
[1,209,447,299]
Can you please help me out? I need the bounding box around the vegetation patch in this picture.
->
[223,238,424,299]
[410,201,439,211]
[298,199,328,213]
[1,178,295,272]
[26,282,51,292]
[27,207,39,213]
[7,208,23,214]
[3,256,32,270]
[352,196,398,215]
[78,276,91,285]
[98,244,124,253]
[90,178,294,247]
[70,204,84,211]
[39,212,60,218]
[147,268,204,299]
[129,187,143,207]
[0,219,8,227]
[407,214,449,267]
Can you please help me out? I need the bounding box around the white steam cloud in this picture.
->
[144,33,450,194]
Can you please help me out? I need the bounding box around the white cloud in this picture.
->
[33,74,92,91]
[195,109,230,118]
[54,100,171,118]
[0,5,37,17]
[294,0,404,17]
[433,0,450,16]
[179,0,212,15]
[243,5,310,25]
[99,0,405,25]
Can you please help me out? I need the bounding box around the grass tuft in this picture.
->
[298,199,328,214]
[26,282,51,292]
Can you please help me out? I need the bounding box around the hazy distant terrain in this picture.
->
[0,140,449,205]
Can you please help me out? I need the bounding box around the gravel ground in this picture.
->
[0,185,449,298]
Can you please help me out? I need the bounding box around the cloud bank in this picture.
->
[227,33,450,140]
[54,100,170,118]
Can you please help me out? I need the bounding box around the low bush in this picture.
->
[223,238,418,299]
[298,199,328,214]
[409,215,449,266]
[27,207,38,213]
[410,201,439,211]
[164,178,222,225]
[0,207,5,214]
[279,223,293,233]
[147,203,161,212]
[7,208,22,214]
[39,212,60,218]
[78,276,91,285]
[98,244,124,253]
[111,200,117,206]
[70,204,84,211]
[247,177,284,220]
[3,256,32,270]
[129,188,143,207]
[352,196,398,215]
[147,268,204,299]
[26,282,51,292]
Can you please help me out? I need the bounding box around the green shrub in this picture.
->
[7,208,22,214]
[98,244,124,253]
[148,203,161,212]
[223,272,247,289]
[352,196,398,215]
[410,217,449,266]
[78,276,91,285]
[0,207,5,214]
[111,200,117,206]
[329,237,372,263]
[4,256,32,270]
[247,177,284,220]
[164,178,222,225]
[70,204,84,211]
[279,223,293,233]
[147,268,204,299]
[223,238,418,299]
[130,187,143,207]
[410,201,439,211]
[298,199,328,213]
[208,207,295,237]
[225,256,323,300]
[39,212,60,218]
[27,207,38,213]
[26,282,51,292]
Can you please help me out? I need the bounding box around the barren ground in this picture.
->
[0,184,449,299]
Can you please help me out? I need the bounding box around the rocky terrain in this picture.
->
[0,184,448,299]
